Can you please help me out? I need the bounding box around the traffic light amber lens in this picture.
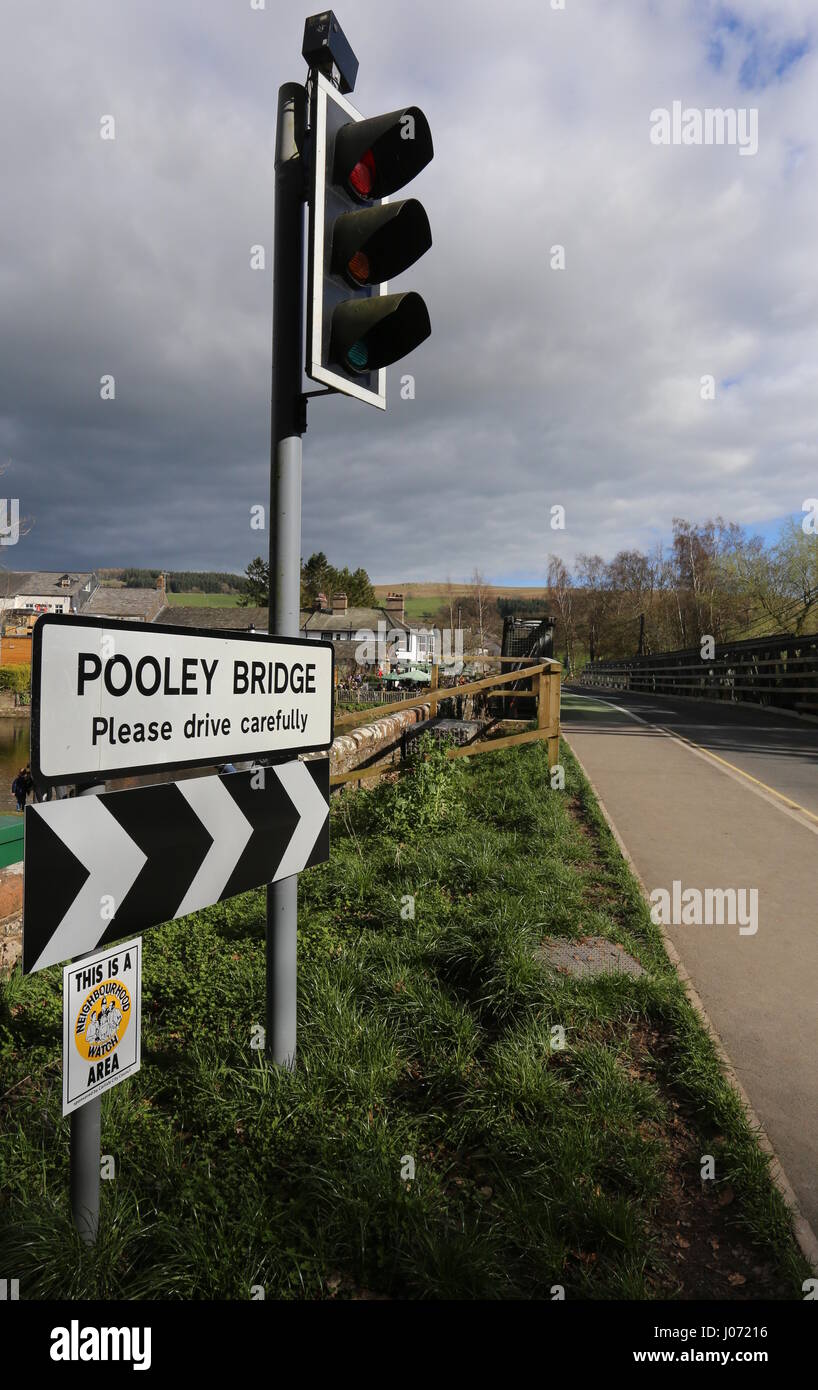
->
[349,149,376,197]
[347,251,370,285]
[347,340,369,371]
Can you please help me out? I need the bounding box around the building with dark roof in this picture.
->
[84,587,167,622]
[302,593,437,664]
[157,593,436,666]
[155,606,269,631]
[0,571,98,617]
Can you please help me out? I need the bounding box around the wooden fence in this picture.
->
[330,658,561,786]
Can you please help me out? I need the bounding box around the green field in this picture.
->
[374,585,550,625]
[0,736,806,1299]
[165,592,244,607]
[403,595,442,620]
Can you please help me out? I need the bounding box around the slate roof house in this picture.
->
[300,593,437,664]
[0,571,98,616]
[84,587,167,622]
[159,593,437,666]
[156,606,270,632]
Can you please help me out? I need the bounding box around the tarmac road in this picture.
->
[561,686,818,1241]
[564,687,818,819]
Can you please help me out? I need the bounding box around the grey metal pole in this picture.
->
[70,780,106,1244]
[266,82,307,1069]
[70,1084,101,1246]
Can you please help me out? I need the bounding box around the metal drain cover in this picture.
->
[535,935,646,979]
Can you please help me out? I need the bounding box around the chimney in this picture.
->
[332,592,348,614]
[385,592,405,621]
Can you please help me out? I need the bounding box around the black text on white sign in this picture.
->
[31,615,334,784]
[62,938,142,1115]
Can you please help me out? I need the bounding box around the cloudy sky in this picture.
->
[2,0,816,586]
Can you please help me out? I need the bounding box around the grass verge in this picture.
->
[0,736,809,1299]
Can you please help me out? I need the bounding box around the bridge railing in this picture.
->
[578,634,818,714]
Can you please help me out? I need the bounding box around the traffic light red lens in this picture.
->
[349,149,376,197]
[347,251,370,284]
[347,340,369,371]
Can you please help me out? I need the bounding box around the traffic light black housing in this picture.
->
[330,292,431,375]
[333,107,433,200]
[330,201,431,287]
[306,72,434,409]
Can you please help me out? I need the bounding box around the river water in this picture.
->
[0,718,32,814]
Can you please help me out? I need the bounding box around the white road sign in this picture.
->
[24,763,330,975]
[62,938,142,1115]
[31,615,334,783]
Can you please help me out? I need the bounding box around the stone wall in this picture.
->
[0,690,29,718]
[326,703,433,778]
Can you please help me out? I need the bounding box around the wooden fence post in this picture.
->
[547,666,561,770]
[430,663,439,719]
[537,668,548,733]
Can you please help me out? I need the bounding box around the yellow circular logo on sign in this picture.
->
[74,980,132,1062]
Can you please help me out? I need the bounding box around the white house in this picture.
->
[300,592,437,666]
[0,571,98,617]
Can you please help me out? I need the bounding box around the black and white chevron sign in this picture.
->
[22,761,329,976]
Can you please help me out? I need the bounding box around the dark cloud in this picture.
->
[2,0,816,584]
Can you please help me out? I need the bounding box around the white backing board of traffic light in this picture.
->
[308,72,388,408]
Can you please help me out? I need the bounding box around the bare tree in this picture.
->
[547,555,575,675]
[575,552,610,663]
[471,567,489,655]
[444,573,456,649]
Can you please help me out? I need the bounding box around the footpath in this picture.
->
[561,689,818,1242]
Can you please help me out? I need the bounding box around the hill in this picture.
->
[373,583,548,622]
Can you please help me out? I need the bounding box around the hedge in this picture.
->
[0,665,31,693]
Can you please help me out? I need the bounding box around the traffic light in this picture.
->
[306,70,434,409]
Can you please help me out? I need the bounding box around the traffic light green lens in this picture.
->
[347,341,369,371]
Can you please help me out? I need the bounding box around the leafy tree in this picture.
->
[168,571,248,594]
[238,556,270,607]
[329,566,376,607]
[301,552,333,604]
[300,555,375,608]
[117,568,247,594]
[120,568,162,588]
[727,519,818,635]
[240,552,377,611]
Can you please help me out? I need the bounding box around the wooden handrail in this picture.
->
[333,661,553,728]
[330,664,562,785]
